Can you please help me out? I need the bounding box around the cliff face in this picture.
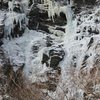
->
[0,0,100,100]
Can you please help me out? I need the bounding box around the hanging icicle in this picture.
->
[8,0,14,12]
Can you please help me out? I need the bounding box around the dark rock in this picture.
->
[28,7,49,32]
[83,55,89,62]
[11,20,25,38]
[32,45,39,53]
[72,56,77,68]
[38,23,49,33]
[49,47,65,70]
[0,40,3,46]
[81,36,84,39]
[72,56,77,61]
[88,27,92,34]
[49,48,65,59]
[38,11,48,20]
[28,18,38,30]
[0,1,8,9]
[18,28,25,37]
[74,0,96,5]
[54,16,67,26]
[50,56,62,70]
[81,55,89,68]
[46,36,53,47]
[0,24,4,39]
[41,53,49,67]
[29,0,33,7]
[56,27,65,32]
[88,37,94,49]
[95,19,99,24]
[73,63,76,67]
[28,5,67,32]
[76,30,80,34]
[93,29,99,35]
[74,7,81,14]
[60,12,67,21]
[83,26,86,32]
[85,0,96,5]
[13,7,21,13]
[75,36,78,40]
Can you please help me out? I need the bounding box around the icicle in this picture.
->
[8,1,14,12]
[44,0,55,21]
[48,0,55,22]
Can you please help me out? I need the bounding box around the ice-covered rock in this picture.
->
[0,0,100,100]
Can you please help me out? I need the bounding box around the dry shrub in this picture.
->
[77,66,100,99]
[2,63,45,100]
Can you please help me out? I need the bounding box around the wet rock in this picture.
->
[88,37,94,49]
[49,47,65,70]
[28,0,33,7]
[75,36,78,40]
[50,56,62,70]
[49,47,65,59]
[0,24,4,39]
[81,55,89,68]
[55,27,65,33]
[13,7,21,13]
[38,23,49,33]
[0,40,3,46]
[0,1,8,9]
[32,45,39,53]
[13,1,22,13]
[95,19,99,24]
[83,55,89,62]
[46,36,53,47]
[42,53,49,67]
[11,21,25,38]
[60,12,67,21]
[54,15,67,26]
[88,27,99,35]
[28,16,50,32]
[28,5,67,33]
[74,0,96,5]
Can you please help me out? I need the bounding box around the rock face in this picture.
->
[28,4,67,34]
[0,1,8,9]
[74,0,96,5]
[42,53,49,67]
[49,47,65,69]
[11,20,25,38]
[0,12,5,45]
[41,46,65,70]
[0,24,4,43]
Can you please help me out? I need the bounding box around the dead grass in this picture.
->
[1,63,45,100]
[77,66,100,99]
